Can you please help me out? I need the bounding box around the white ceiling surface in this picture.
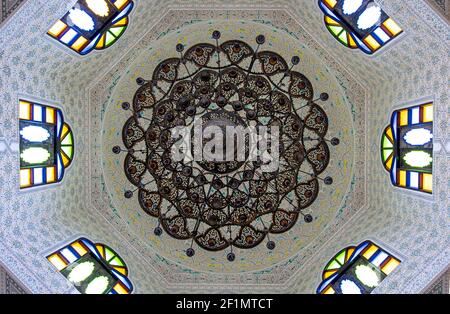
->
[0,0,447,293]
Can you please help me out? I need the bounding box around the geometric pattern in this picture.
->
[0,263,28,294]
[0,0,27,25]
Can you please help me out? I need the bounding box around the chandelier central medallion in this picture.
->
[115,31,337,260]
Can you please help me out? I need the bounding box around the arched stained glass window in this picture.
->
[318,0,403,54]
[47,238,133,294]
[19,100,74,189]
[47,0,134,55]
[317,241,401,294]
[381,102,433,194]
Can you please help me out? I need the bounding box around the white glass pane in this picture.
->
[403,128,433,146]
[342,0,363,15]
[411,107,420,124]
[68,8,95,31]
[403,151,432,168]
[67,261,95,284]
[61,248,77,263]
[20,125,50,143]
[409,172,419,189]
[33,105,43,122]
[340,279,362,294]
[372,251,388,267]
[355,265,380,288]
[33,168,44,185]
[374,27,390,43]
[357,5,382,30]
[86,0,110,17]
[60,28,78,44]
[20,147,50,165]
[85,276,110,294]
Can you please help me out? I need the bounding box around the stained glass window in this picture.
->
[318,0,403,54]
[381,103,433,194]
[47,0,134,55]
[19,100,74,189]
[47,238,133,294]
[317,241,401,294]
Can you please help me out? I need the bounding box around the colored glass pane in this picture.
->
[381,103,433,193]
[47,238,133,294]
[318,0,402,54]
[317,241,400,294]
[19,100,74,189]
[47,1,134,55]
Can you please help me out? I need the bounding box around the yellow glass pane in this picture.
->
[72,241,88,256]
[348,34,357,48]
[96,244,105,259]
[323,286,335,294]
[399,109,409,126]
[422,104,433,123]
[399,170,407,187]
[422,173,432,193]
[113,266,127,275]
[114,0,129,9]
[96,34,106,49]
[46,167,56,183]
[325,16,340,26]
[385,154,393,170]
[113,17,128,27]
[61,150,70,167]
[346,248,355,262]
[363,35,381,51]
[45,107,55,124]
[72,36,88,52]
[113,283,128,294]
[61,124,69,141]
[19,101,31,120]
[324,0,337,9]
[363,244,379,260]
[48,254,67,271]
[383,18,402,36]
[20,169,31,188]
[323,269,337,279]
[48,20,67,37]
[386,127,393,143]
[381,258,400,275]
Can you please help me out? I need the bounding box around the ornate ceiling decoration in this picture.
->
[115,31,339,260]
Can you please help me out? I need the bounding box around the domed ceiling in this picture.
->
[100,20,355,273]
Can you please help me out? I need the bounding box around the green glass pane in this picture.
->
[327,260,341,270]
[336,250,346,265]
[382,135,393,149]
[328,25,343,37]
[403,151,432,168]
[61,132,73,146]
[338,31,348,45]
[105,32,116,47]
[62,146,73,159]
[109,26,125,38]
[109,256,124,267]
[382,149,393,162]
[104,247,115,261]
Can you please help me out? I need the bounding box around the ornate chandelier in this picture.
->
[113,31,338,261]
